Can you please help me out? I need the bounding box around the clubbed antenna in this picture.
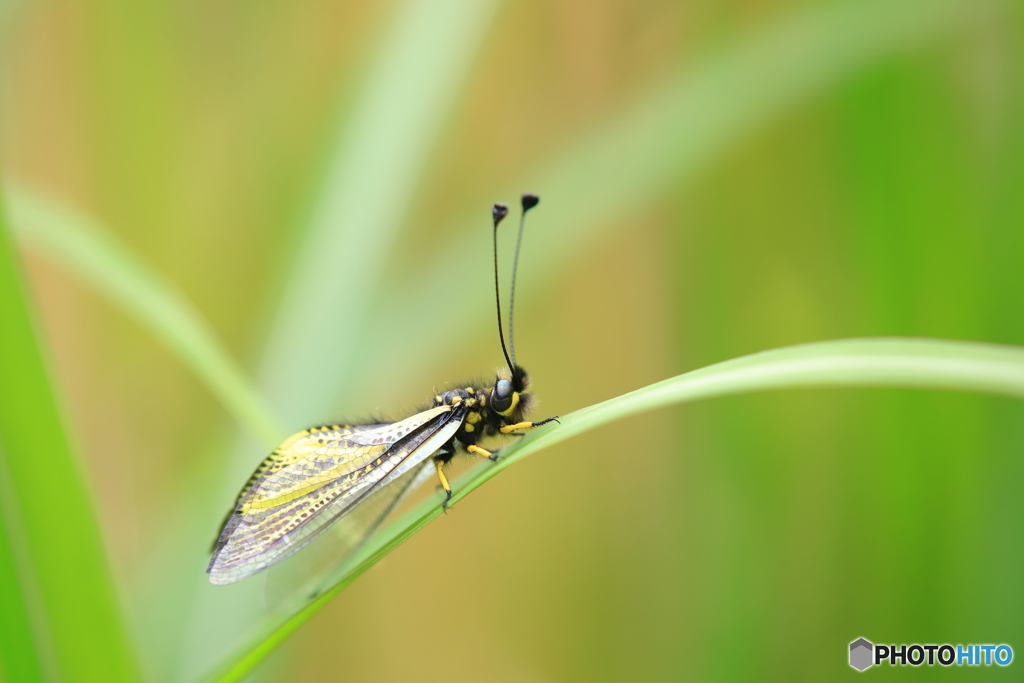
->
[491,203,513,374]
[508,193,539,366]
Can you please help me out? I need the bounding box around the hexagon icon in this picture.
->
[849,638,874,671]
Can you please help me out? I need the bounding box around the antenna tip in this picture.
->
[492,203,509,227]
[521,193,540,211]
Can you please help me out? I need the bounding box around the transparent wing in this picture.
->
[264,458,436,613]
[206,421,389,553]
[208,405,462,584]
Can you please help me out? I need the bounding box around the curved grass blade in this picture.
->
[0,189,141,682]
[7,184,281,447]
[263,460,433,615]
[353,0,1005,393]
[201,337,1024,683]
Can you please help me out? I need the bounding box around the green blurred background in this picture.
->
[2,0,1024,680]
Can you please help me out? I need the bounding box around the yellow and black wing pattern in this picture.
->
[207,404,465,585]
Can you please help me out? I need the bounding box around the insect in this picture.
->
[207,194,557,585]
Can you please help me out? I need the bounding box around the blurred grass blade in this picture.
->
[202,336,1024,683]
[171,2,505,680]
[0,189,140,681]
[7,184,281,447]
[0,443,47,683]
[355,0,1003,392]
[256,0,503,429]
[196,0,1003,674]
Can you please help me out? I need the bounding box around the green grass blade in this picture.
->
[202,336,1024,683]
[0,444,47,683]
[171,2,505,679]
[256,0,503,428]
[354,0,1003,392]
[7,184,281,447]
[0,189,141,681]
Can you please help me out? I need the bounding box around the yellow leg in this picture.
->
[435,460,453,508]
[499,416,559,434]
[467,444,497,461]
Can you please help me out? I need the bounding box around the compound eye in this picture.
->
[492,379,514,413]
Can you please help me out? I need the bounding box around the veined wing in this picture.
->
[208,405,463,585]
[206,421,389,553]
[265,458,437,612]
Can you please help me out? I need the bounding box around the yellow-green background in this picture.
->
[2,0,1023,680]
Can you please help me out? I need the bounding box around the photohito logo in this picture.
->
[849,638,1013,671]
